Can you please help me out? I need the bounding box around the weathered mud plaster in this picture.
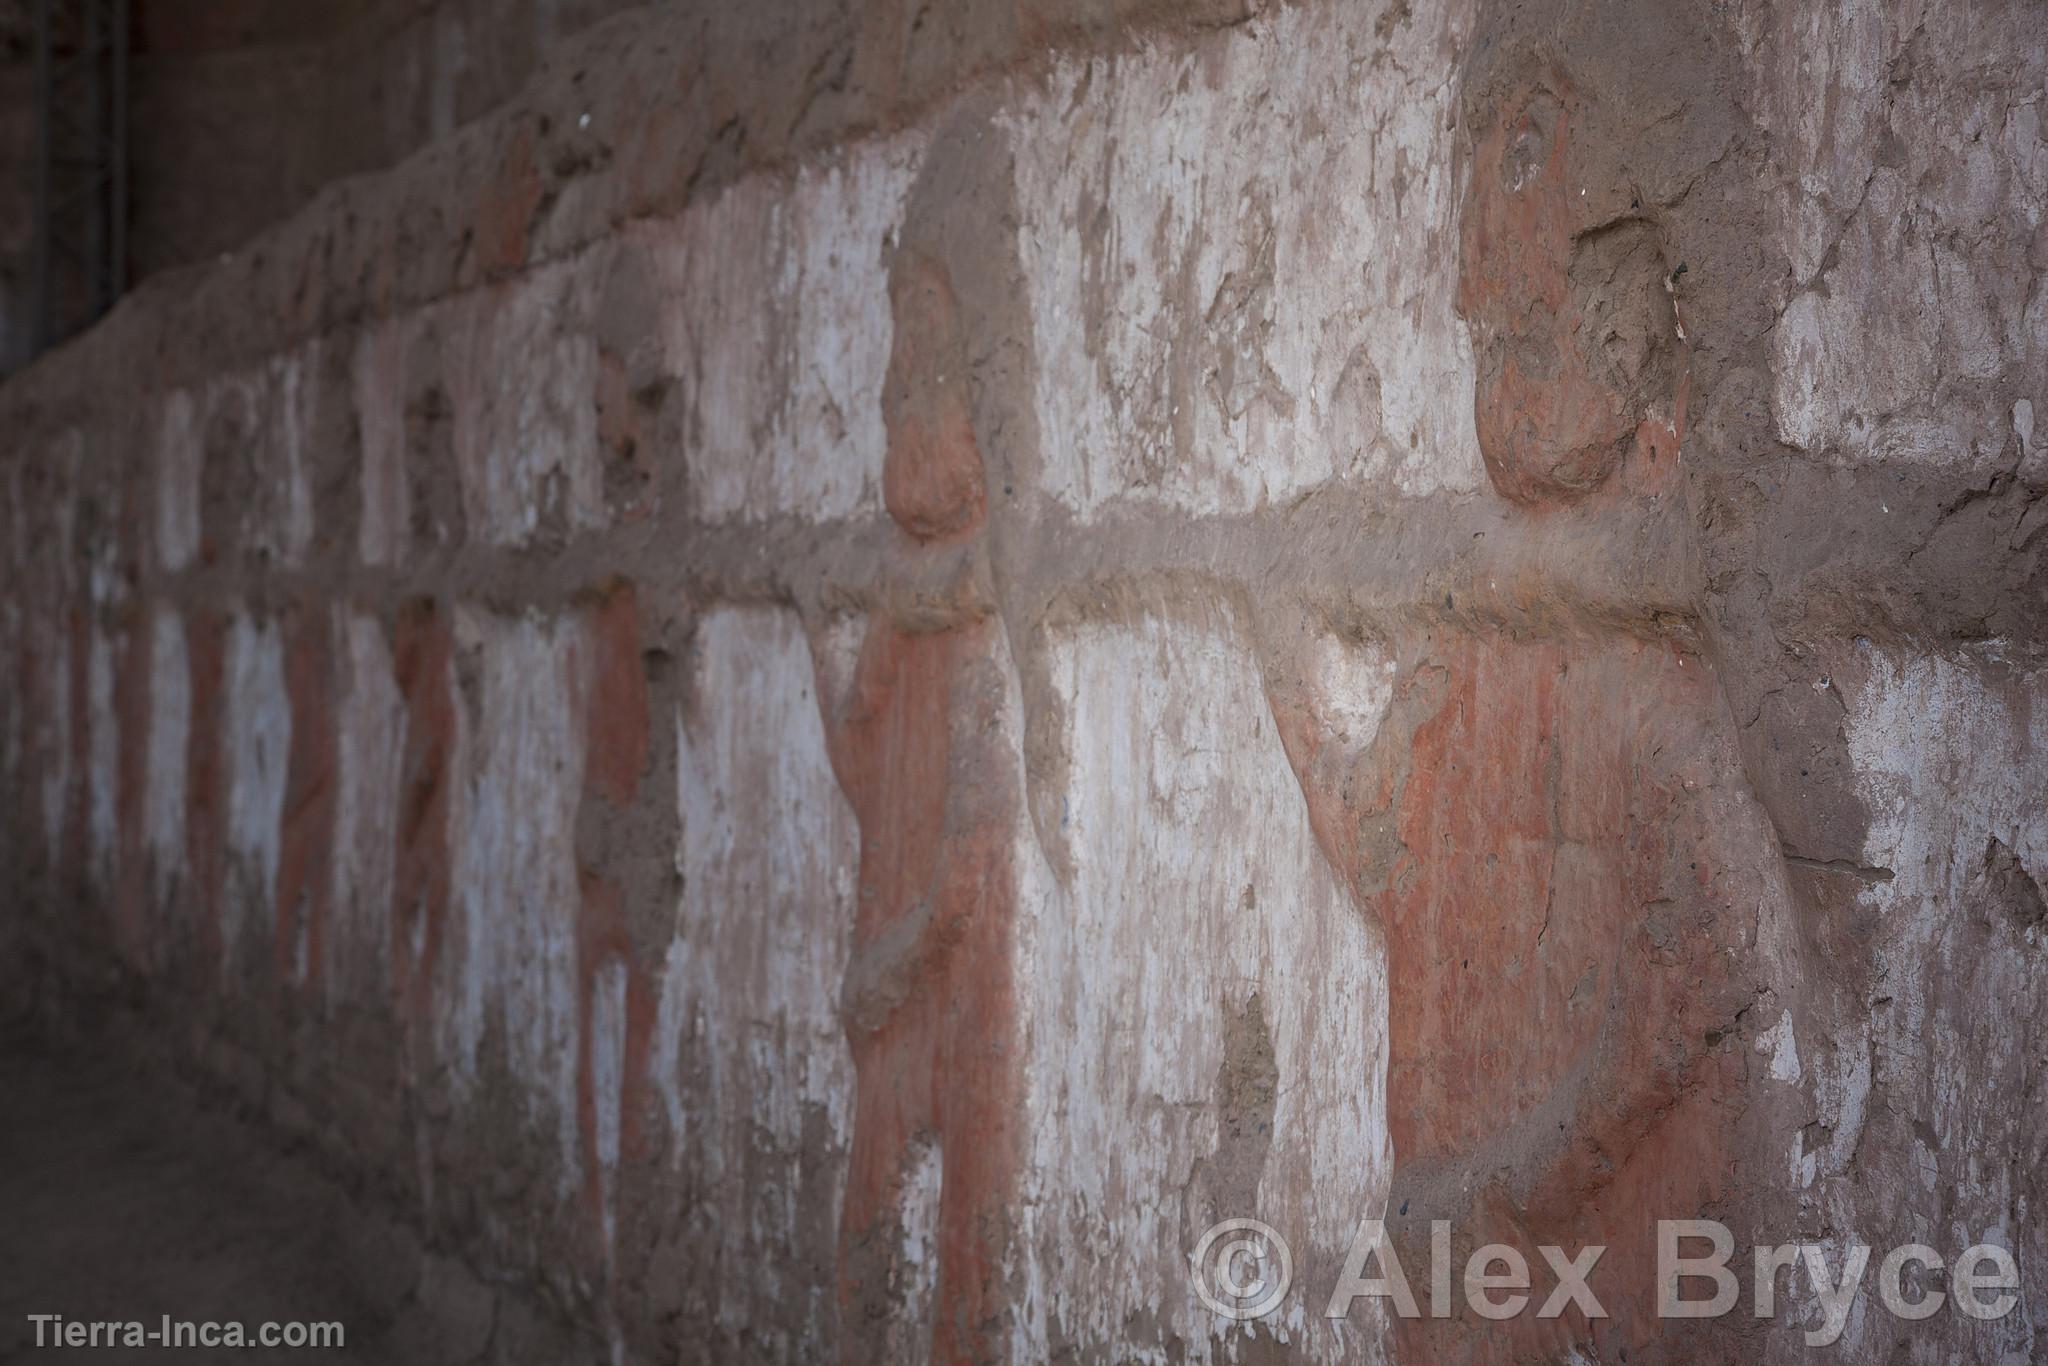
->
[446,268,607,547]
[351,324,411,568]
[32,625,68,873]
[653,605,860,1358]
[1015,609,1394,1363]
[1,0,2043,1361]
[1772,647,2048,1362]
[220,614,292,980]
[1006,0,1482,518]
[442,608,590,1182]
[141,610,190,932]
[154,391,202,573]
[84,623,119,891]
[1744,0,2045,470]
[652,132,929,523]
[328,613,406,1005]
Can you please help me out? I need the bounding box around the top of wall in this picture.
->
[1,0,1269,415]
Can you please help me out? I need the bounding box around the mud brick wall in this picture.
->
[2,0,2045,1361]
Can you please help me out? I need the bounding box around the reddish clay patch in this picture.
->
[571,582,656,1259]
[821,620,1020,1364]
[882,255,987,542]
[579,582,649,807]
[1274,635,1751,1360]
[1459,79,1681,506]
[475,121,544,278]
[1383,641,1581,1160]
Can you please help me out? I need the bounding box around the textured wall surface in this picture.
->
[2,0,2044,1361]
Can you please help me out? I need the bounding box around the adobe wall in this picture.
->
[2,0,2043,1359]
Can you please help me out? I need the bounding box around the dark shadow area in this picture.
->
[0,1026,596,1365]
